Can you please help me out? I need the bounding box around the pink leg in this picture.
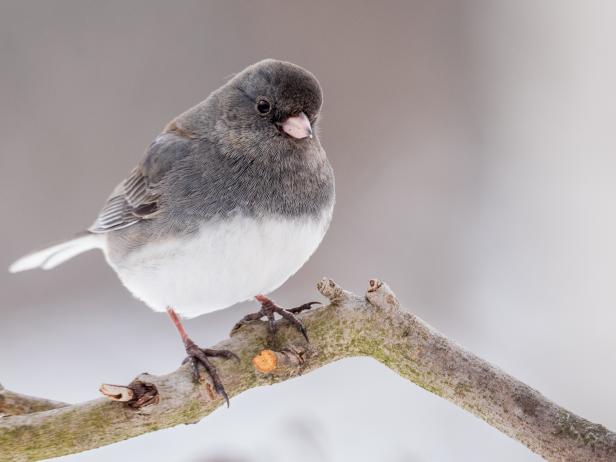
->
[167,307,190,345]
[166,307,238,406]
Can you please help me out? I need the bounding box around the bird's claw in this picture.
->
[182,340,237,407]
[274,307,309,342]
[230,296,317,343]
[287,301,321,314]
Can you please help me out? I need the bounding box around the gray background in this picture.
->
[2,1,615,461]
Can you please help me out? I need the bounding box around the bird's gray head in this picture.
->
[219,59,323,159]
[176,59,324,163]
[229,58,322,137]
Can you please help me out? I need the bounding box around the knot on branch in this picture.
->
[100,379,159,409]
[252,346,309,376]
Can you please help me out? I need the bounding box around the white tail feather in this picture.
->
[9,234,104,273]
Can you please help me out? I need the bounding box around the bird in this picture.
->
[9,59,335,404]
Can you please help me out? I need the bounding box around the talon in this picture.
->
[300,325,309,342]
[201,348,240,362]
[217,386,230,408]
[275,307,310,342]
[287,301,321,314]
[230,311,264,335]
[230,322,244,335]
[183,344,234,403]
[231,295,313,346]
[167,308,235,406]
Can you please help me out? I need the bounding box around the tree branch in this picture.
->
[0,384,67,417]
[1,278,614,462]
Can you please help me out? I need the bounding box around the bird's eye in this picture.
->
[256,98,271,115]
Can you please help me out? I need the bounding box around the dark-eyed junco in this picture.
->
[10,59,335,403]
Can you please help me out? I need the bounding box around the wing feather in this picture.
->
[88,133,192,233]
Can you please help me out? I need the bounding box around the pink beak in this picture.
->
[281,112,313,139]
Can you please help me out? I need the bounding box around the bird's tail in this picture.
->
[9,233,104,273]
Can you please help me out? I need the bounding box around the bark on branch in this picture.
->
[0,384,67,417]
[1,278,614,461]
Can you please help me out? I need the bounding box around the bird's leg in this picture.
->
[166,308,238,406]
[230,295,320,343]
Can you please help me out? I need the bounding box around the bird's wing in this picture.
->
[89,132,192,233]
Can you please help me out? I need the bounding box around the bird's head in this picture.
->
[213,59,324,160]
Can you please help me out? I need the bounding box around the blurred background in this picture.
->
[2,1,616,461]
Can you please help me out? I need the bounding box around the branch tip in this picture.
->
[365,278,400,311]
[368,278,383,292]
[316,277,351,303]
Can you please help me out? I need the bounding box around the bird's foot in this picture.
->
[181,338,239,407]
[231,295,319,343]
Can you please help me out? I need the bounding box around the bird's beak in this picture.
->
[281,112,313,139]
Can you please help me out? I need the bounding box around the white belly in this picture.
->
[104,212,331,317]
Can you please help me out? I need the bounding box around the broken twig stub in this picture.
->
[99,380,159,409]
[252,347,307,376]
